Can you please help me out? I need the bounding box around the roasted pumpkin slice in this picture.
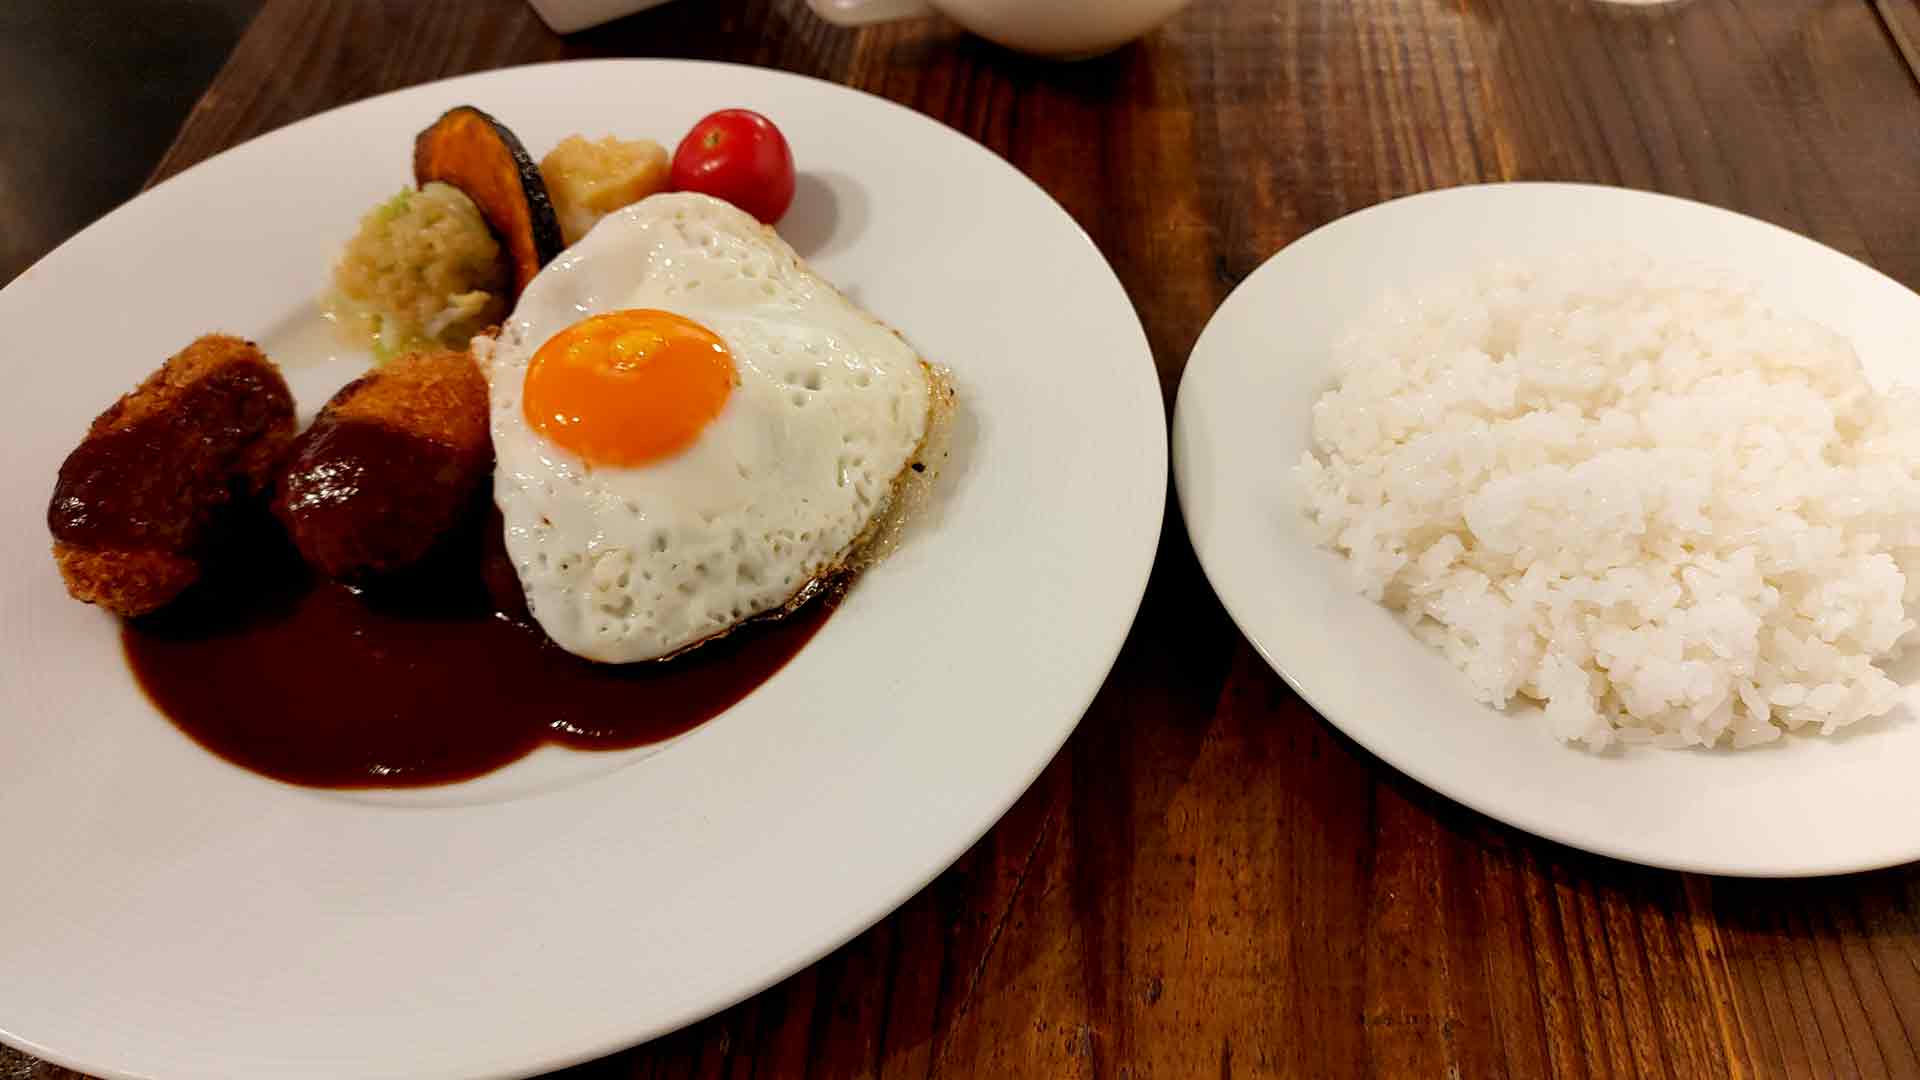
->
[413,106,565,299]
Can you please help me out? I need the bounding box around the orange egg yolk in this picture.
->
[523,309,736,467]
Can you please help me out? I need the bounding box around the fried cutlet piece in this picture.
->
[274,349,492,580]
[48,334,296,616]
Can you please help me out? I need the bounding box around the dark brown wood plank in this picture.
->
[146,0,563,185]
[7,1,1920,1079]
[1879,0,1920,82]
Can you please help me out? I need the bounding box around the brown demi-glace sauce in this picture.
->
[121,519,832,788]
[50,360,291,551]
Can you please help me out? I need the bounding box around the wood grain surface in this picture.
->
[1881,0,1920,79]
[9,1,1920,1077]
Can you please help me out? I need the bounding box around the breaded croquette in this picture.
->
[273,349,492,580]
[48,334,296,616]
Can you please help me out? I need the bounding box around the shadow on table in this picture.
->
[560,0,820,69]
[1318,704,1920,1019]
[0,0,263,282]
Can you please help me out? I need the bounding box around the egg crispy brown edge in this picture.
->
[638,359,954,664]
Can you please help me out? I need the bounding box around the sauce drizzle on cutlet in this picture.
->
[120,515,832,789]
[274,416,484,579]
[50,361,290,550]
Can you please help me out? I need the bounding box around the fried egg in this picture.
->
[478,192,933,663]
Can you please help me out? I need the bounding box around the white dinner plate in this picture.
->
[1174,183,1920,878]
[0,61,1165,1078]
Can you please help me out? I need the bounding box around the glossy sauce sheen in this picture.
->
[275,416,486,578]
[50,363,291,549]
[122,539,832,788]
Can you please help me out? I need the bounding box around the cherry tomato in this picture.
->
[669,109,796,225]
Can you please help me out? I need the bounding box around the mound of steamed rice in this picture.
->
[1295,258,1920,748]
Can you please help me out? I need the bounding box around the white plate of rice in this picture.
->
[1173,183,1920,876]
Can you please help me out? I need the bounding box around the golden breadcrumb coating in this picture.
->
[50,334,295,616]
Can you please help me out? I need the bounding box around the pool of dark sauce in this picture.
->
[122,511,833,788]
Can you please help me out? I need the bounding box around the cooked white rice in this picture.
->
[1295,257,1920,748]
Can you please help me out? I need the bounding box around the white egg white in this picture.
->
[479,192,931,663]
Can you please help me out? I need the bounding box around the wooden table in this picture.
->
[9,1,1920,1076]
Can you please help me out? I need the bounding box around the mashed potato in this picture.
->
[1297,258,1920,749]
[326,182,508,361]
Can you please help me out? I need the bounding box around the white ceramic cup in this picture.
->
[808,0,1192,59]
